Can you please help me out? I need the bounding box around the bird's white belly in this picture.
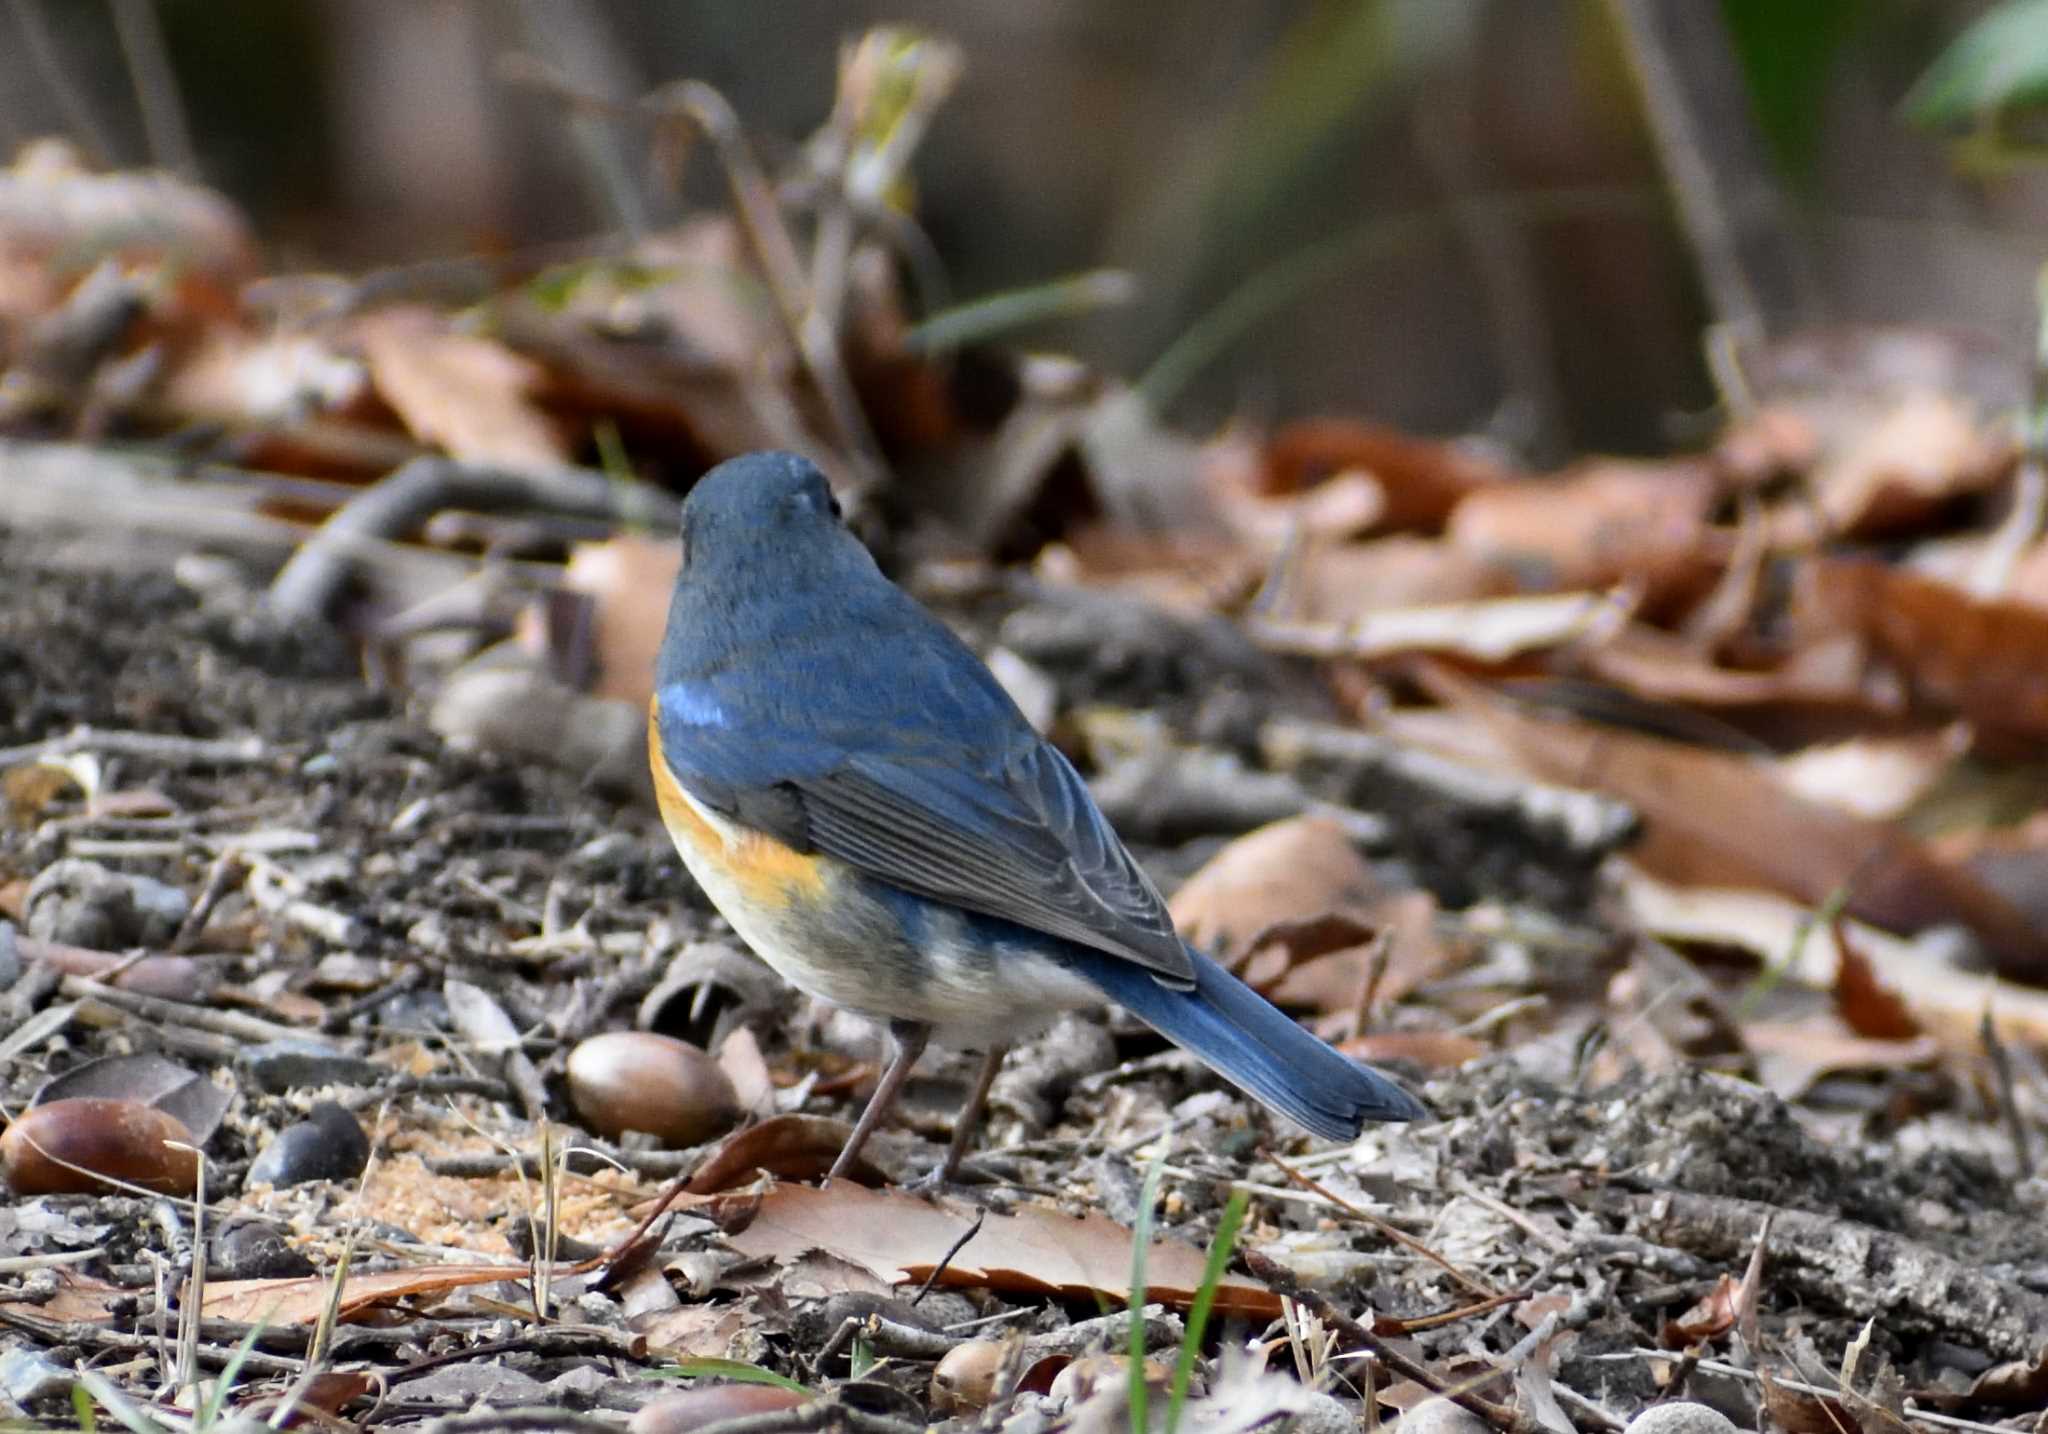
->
[659,778,1102,1048]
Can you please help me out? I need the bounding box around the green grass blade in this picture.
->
[1166,1187,1250,1434]
[655,1358,812,1393]
[1126,1153,1168,1434]
[74,1372,167,1434]
[903,269,1136,353]
[197,1316,272,1428]
[1904,0,2048,128]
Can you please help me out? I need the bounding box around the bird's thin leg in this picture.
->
[934,1043,1008,1185]
[827,1019,930,1185]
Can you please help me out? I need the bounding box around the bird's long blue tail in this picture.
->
[1068,944,1426,1137]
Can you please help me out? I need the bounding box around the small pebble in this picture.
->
[246,1100,369,1189]
[211,1217,315,1279]
[543,1365,611,1408]
[1625,1402,1741,1434]
[25,858,189,949]
[0,1346,71,1407]
[240,1039,387,1093]
[399,1362,549,1408]
[1288,1392,1361,1434]
[1395,1399,1493,1434]
[0,920,20,991]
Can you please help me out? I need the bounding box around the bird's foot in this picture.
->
[904,1163,960,1200]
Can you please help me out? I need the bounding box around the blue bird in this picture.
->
[650,451,1424,1184]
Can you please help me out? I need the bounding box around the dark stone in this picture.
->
[210,1217,315,1279]
[245,1100,369,1189]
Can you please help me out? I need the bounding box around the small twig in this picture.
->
[667,1396,923,1434]
[268,455,679,623]
[813,1309,960,1376]
[910,1207,986,1305]
[4,0,119,164]
[58,974,309,1044]
[1601,0,1817,332]
[1980,1006,2036,1180]
[0,1247,103,1274]
[109,0,197,176]
[499,10,649,239]
[641,80,886,490]
[409,1409,623,1434]
[1261,1149,1500,1298]
[0,725,269,769]
[242,852,365,948]
[1597,1350,2016,1434]
[386,1324,650,1383]
[172,849,246,952]
[1241,1249,1541,1434]
[321,967,426,1034]
[1973,262,2048,598]
[0,1306,305,1378]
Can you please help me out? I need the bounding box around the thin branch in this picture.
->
[110,0,196,175]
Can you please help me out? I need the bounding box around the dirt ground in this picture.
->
[1,530,2045,1432]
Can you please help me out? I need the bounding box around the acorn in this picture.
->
[930,1340,1008,1414]
[628,1383,809,1434]
[567,1032,741,1146]
[1,1098,200,1196]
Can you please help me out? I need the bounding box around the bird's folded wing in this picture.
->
[657,690,1191,985]
[800,747,1195,985]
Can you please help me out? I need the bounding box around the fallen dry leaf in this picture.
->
[1790,557,2048,744]
[1599,939,1752,1084]
[1249,588,1631,664]
[1969,1342,2048,1408]
[1575,624,1867,714]
[1032,518,1269,619]
[1617,865,2048,1053]
[634,1302,749,1359]
[1262,416,1513,531]
[1746,1020,1940,1101]
[684,1114,881,1194]
[0,1268,131,1324]
[203,1260,537,1325]
[1831,913,1921,1040]
[720,1180,1280,1317]
[1270,889,1459,1018]
[716,1027,777,1119]
[1774,728,1968,821]
[1792,389,2011,541]
[1663,1271,1742,1345]
[0,138,256,314]
[1336,1029,1487,1070]
[524,534,682,707]
[355,304,565,469]
[1169,815,1385,964]
[1279,536,1520,626]
[1714,404,1821,487]
[1445,458,1721,604]
[1170,816,1455,1016]
[1428,666,2048,980]
[1203,425,1387,546]
[1758,1369,1862,1434]
[160,328,369,429]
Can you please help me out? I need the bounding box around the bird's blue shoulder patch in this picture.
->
[657,680,728,728]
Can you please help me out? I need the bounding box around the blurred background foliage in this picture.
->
[3,0,2045,459]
